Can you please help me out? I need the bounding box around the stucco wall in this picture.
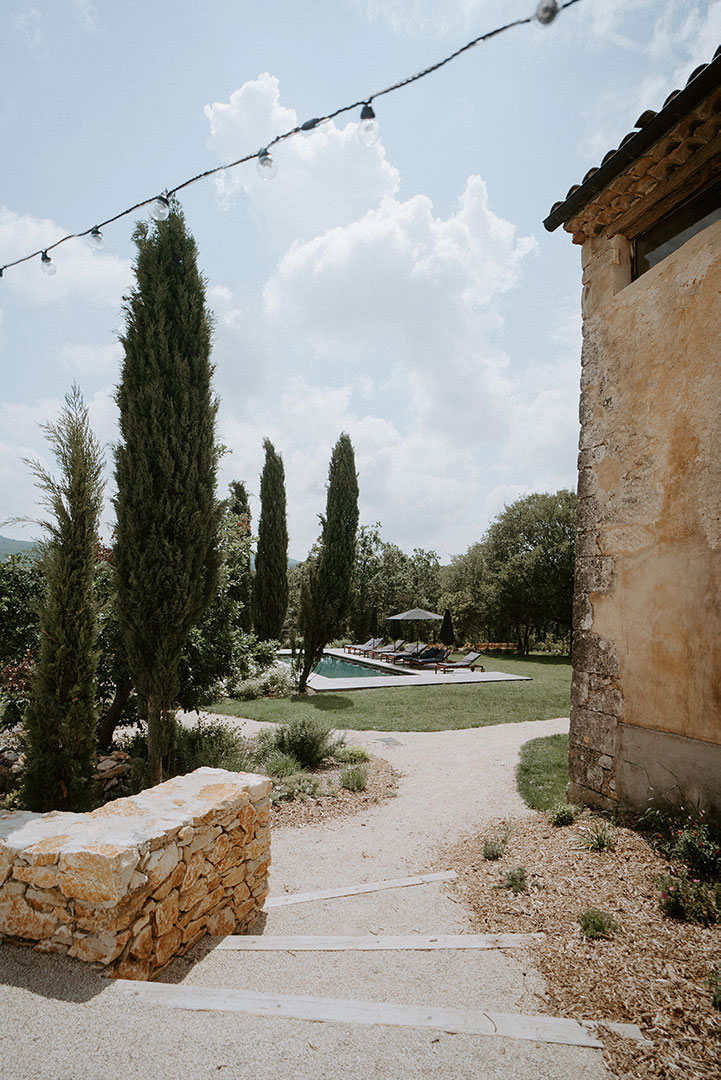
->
[569,218,721,814]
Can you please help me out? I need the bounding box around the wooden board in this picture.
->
[264,870,457,907]
[213,932,546,951]
[108,980,650,1048]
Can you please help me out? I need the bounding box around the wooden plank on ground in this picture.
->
[213,932,546,951]
[264,870,457,907]
[107,981,650,1047]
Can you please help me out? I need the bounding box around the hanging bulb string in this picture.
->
[0,0,582,277]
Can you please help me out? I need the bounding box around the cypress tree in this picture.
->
[298,433,359,692]
[227,480,253,632]
[114,203,221,786]
[253,439,288,641]
[23,385,104,812]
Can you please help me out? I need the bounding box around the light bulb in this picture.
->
[358,103,380,146]
[256,148,277,179]
[40,251,56,276]
[88,226,105,251]
[535,0,559,24]
[150,194,170,221]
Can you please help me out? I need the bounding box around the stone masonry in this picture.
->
[0,767,271,980]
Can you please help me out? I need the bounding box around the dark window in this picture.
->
[633,179,721,278]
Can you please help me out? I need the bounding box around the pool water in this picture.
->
[279,653,401,679]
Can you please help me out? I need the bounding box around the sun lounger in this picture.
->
[408,647,450,668]
[366,640,405,659]
[346,637,383,655]
[434,650,484,673]
[387,643,428,665]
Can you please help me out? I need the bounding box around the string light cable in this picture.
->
[0,0,582,278]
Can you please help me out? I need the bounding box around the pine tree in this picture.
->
[114,203,221,786]
[23,385,104,812]
[253,439,289,641]
[227,480,253,632]
[298,433,359,692]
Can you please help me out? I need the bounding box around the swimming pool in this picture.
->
[279,653,404,679]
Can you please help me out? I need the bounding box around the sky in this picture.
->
[1,0,719,562]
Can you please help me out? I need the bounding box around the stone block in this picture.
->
[152,860,185,901]
[183,884,225,927]
[153,926,182,968]
[25,885,66,910]
[573,631,619,677]
[58,846,141,907]
[12,864,59,890]
[180,851,209,892]
[232,881,250,906]
[151,890,179,937]
[183,826,221,857]
[129,923,154,961]
[0,892,58,939]
[205,905,235,937]
[181,916,207,944]
[206,832,232,866]
[221,866,247,889]
[68,929,130,965]
[111,954,151,982]
[140,843,180,887]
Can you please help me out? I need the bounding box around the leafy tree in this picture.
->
[438,543,488,643]
[0,553,42,729]
[482,490,577,653]
[253,440,288,640]
[22,386,104,812]
[298,434,359,692]
[114,202,221,786]
[226,480,253,632]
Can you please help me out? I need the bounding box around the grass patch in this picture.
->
[499,866,528,893]
[212,654,571,732]
[516,731,569,810]
[579,908,618,940]
[340,764,368,792]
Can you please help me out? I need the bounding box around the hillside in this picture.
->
[0,534,38,559]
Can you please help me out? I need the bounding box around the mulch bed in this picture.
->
[440,811,721,1080]
[270,755,400,828]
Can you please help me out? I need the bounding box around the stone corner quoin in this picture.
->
[0,767,271,980]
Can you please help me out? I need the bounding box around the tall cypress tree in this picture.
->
[23,385,104,812]
[114,203,221,786]
[253,439,289,641]
[298,433,359,692]
[227,480,253,632]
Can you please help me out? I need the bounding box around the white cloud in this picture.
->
[0,209,132,306]
[59,341,122,378]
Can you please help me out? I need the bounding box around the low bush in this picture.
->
[657,871,720,926]
[482,823,511,860]
[333,745,370,764]
[584,821,616,851]
[550,803,576,827]
[340,764,368,792]
[638,800,721,880]
[264,716,344,770]
[709,966,721,1010]
[499,866,528,894]
[259,749,302,778]
[579,908,618,940]
[270,773,321,804]
[231,663,294,702]
[171,718,256,775]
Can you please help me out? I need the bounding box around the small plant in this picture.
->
[550,802,576,827]
[260,716,345,770]
[584,821,616,851]
[340,764,368,792]
[270,773,321,804]
[579,908,618,940]
[259,749,302,778]
[333,744,370,765]
[482,822,511,860]
[638,798,721,880]
[708,965,721,1010]
[170,718,256,776]
[500,866,528,894]
[657,871,720,926]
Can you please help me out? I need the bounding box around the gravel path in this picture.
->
[0,715,609,1080]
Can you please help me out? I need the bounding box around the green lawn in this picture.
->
[211,654,571,732]
[515,732,570,809]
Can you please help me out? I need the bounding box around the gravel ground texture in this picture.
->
[0,714,617,1080]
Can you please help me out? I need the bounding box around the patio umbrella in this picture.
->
[366,605,378,640]
[439,608,455,647]
[388,607,443,650]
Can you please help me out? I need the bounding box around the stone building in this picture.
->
[544,50,721,815]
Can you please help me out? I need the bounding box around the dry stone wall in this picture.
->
[0,767,271,980]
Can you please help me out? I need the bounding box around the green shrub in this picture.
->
[638,800,721,880]
[170,718,255,775]
[657,871,720,925]
[265,716,344,769]
[270,773,321,804]
[231,663,294,702]
[259,749,302,778]
[584,821,616,851]
[500,866,528,894]
[550,803,576,827]
[579,908,618,940]
[333,744,370,764]
[482,824,511,860]
[340,764,368,792]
